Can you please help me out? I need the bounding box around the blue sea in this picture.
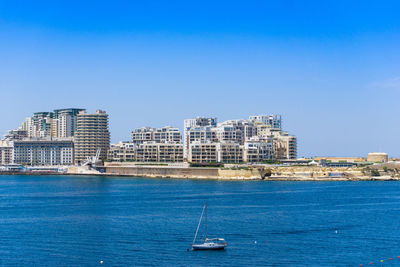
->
[1,175,400,266]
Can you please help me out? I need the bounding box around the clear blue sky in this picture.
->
[0,0,399,157]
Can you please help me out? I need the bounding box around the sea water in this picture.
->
[0,175,399,266]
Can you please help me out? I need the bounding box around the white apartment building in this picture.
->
[132,126,182,144]
[184,117,217,159]
[74,110,110,164]
[255,125,297,160]
[0,141,13,165]
[4,129,28,140]
[249,115,282,129]
[243,139,273,163]
[213,125,242,144]
[189,141,243,164]
[108,142,136,162]
[188,142,218,163]
[18,108,84,139]
[21,117,33,137]
[154,126,181,143]
[184,114,296,163]
[108,142,183,163]
[216,142,243,163]
[135,142,183,162]
[13,138,74,165]
[273,133,297,160]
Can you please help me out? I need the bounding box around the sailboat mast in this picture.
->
[205,202,207,241]
[193,204,206,245]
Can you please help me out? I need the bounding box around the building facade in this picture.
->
[0,141,13,165]
[367,152,388,163]
[135,143,183,162]
[13,139,74,165]
[131,126,181,144]
[216,142,243,163]
[74,110,110,164]
[184,117,217,159]
[243,140,273,163]
[184,114,296,163]
[18,108,85,139]
[54,108,85,138]
[249,115,282,129]
[188,142,218,163]
[108,142,136,162]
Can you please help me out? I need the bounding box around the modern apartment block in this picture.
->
[216,142,243,163]
[13,138,74,165]
[54,108,85,137]
[136,143,183,162]
[213,125,242,144]
[243,139,273,162]
[18,108,85,139]
[4,129,28,141]
[131,126,181,144]
[31,112,54,138]
[108,142,136,162]
[184,117,217,159]
[255,126,297,160]
[157,143,183,162]
[108,125,184,163]
[0,141,13,165]
[108,141,183,162]
[249,115,282,129]
[74,110,110,164]
[188,142,218,163]
[184,114,297,163]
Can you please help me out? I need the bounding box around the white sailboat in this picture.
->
[191,202,227,251]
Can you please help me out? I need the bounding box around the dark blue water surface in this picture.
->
[1,175,400,266]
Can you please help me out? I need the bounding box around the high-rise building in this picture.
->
[74,110,110,164]
[31,112,54,137]
[54,108,85,137]
[19,108,85,138]
[21,117,33,137]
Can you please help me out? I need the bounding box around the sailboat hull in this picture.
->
[192,243,227,250]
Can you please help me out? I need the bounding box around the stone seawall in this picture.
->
[106,166,219,179]
[105,166,262,179]
[94,162,400,180]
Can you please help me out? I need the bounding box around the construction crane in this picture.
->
[82,148,102,167]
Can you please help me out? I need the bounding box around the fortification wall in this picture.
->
[106,166,221,179]
[100,163,386,180]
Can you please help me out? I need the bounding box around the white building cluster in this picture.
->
[109,126,184,162]
[1,111,296,166]
[0,108,110,166]
[109,115,297,164]
[185,115,296,164]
